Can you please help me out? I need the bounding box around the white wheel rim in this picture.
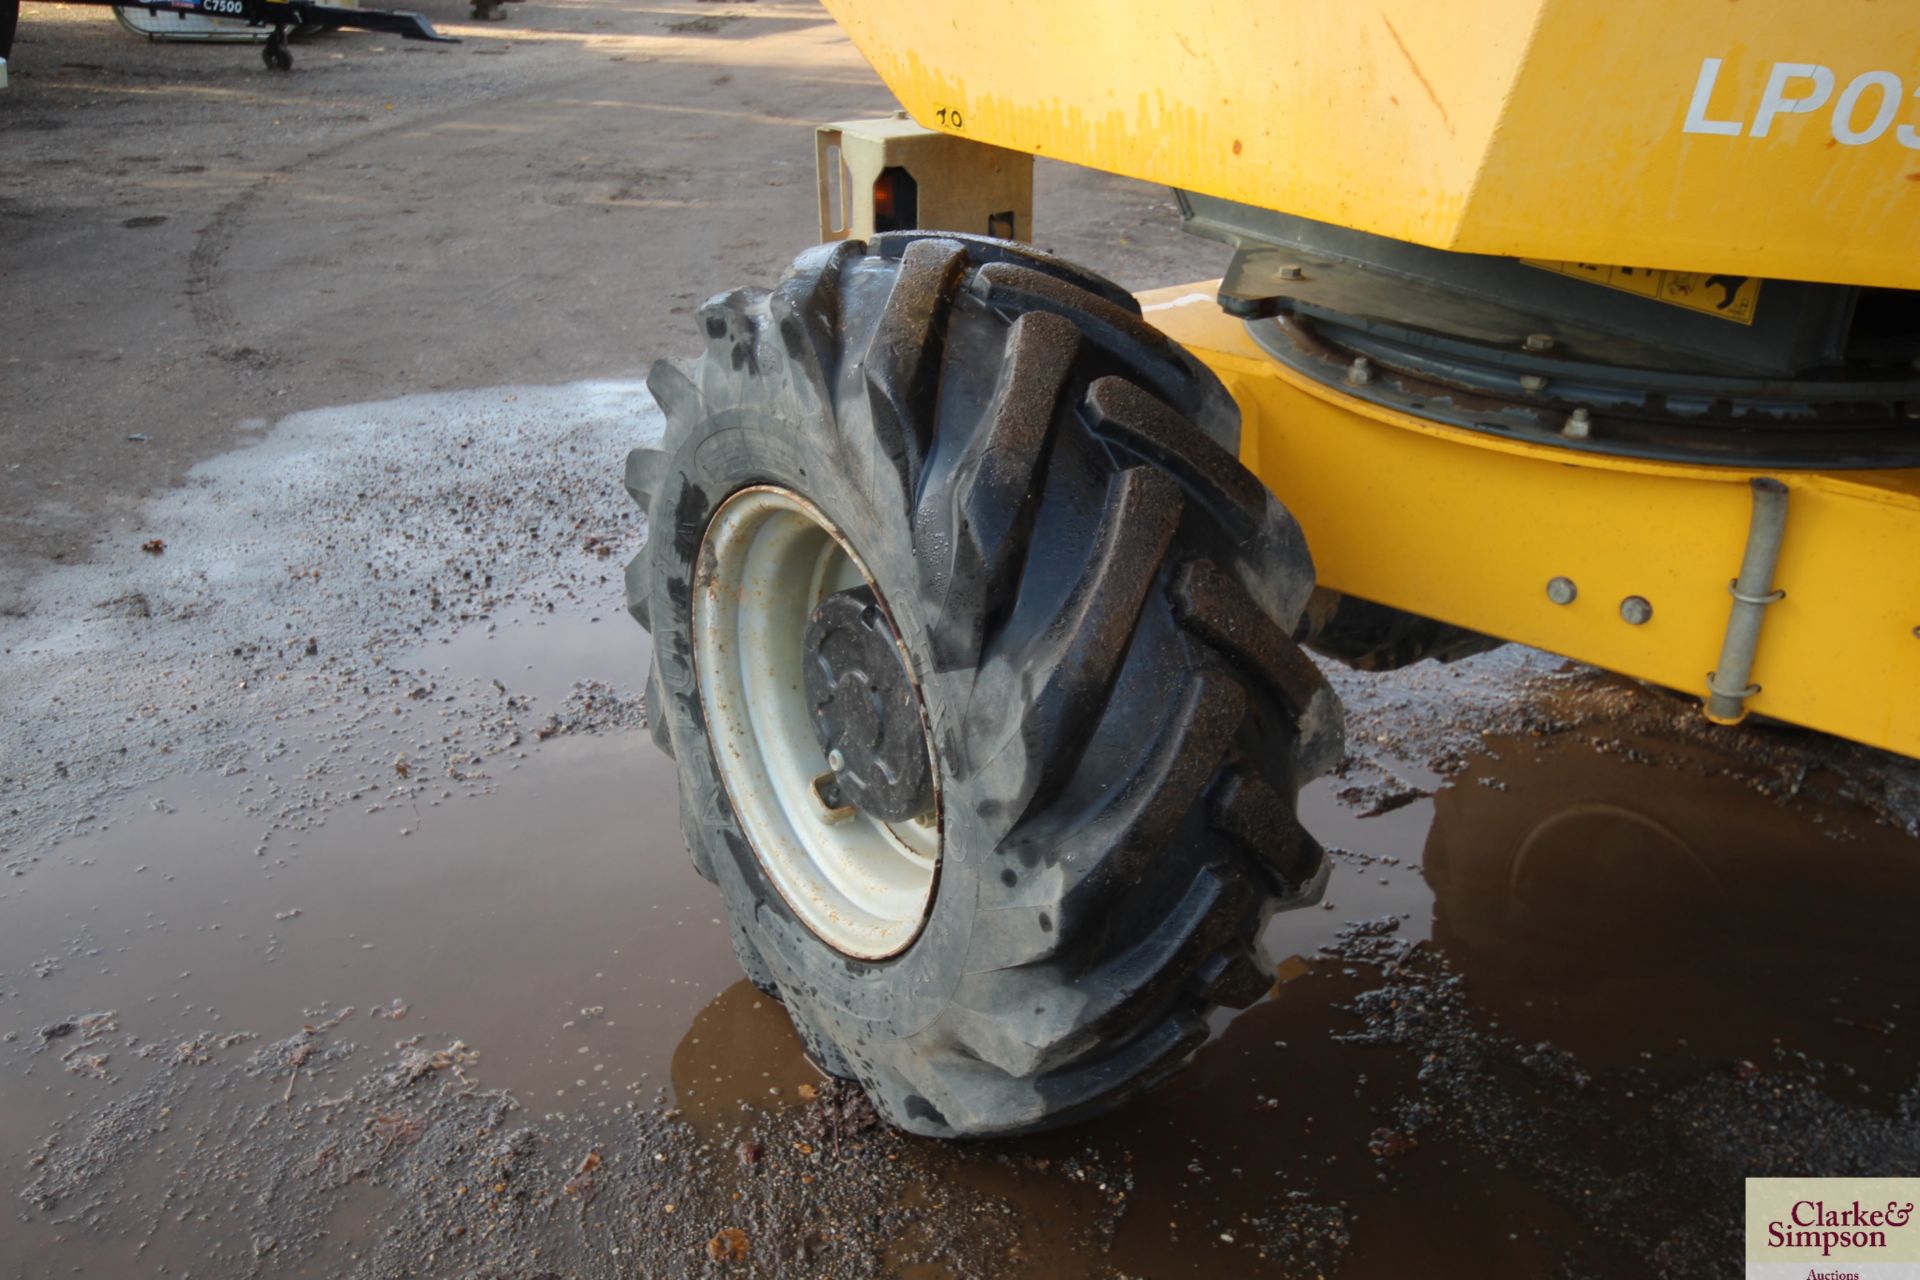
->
[692,485,941,960]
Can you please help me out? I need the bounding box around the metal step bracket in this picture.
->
[816,113,1031,243]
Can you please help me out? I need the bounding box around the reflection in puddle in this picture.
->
[1429,735,1920,1086]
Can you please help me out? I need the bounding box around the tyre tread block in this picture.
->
[1085,376,1263,542]
[1035,1007,1209,1116]
[863,238,968,494]
[868,229,1142,315]
[1194,946,1276,1010]
[951,865,1257,1077]
[926,1007,1211,1137]
[1172,559,1326,721]
[784,998,859,1081]
[992,671,1243,961]
[623,546,652,629]
[769,239,866,407]
[1006,671,1244,940]
[970,262,1201,416]
[1011,466,1184,813]
[1210,767,1326,893]
[643,358,701,440]
[916,309,1080,669]
[727,910,781,1001]
[643,661,674,761]
[998,1005,1205,1136]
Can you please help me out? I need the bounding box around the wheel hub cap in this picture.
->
[802,586,934,825]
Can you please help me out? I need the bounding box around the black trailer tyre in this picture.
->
[625,234,1344,1137]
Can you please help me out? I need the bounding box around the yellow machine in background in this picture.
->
[822,0,1920,758]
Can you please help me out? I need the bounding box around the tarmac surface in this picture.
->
[5,4,1920,1278]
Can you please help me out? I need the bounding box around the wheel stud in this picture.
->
[808,771,855,824]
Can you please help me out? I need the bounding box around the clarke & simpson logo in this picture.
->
[1769,1199,1914,1255]
[1747,1179,1920,1279]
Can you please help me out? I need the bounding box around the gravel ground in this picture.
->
[0,381,660,871]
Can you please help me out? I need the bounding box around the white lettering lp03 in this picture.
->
[1683,57,1920,148]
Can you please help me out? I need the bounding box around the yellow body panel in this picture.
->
[823,0,1920,288]
[1140,286,1920,760]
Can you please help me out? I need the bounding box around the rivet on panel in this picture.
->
[1546,577,1577,605]
[1620,596,1653,625]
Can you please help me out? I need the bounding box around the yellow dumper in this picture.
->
[622,0,1920,1135]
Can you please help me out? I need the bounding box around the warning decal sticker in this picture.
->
[1523,260,1761,325]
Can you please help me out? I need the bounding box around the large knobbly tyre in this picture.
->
[624,233,1344,1137]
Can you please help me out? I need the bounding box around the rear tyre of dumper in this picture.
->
[623,234,1344,1137]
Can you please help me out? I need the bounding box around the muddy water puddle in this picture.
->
[1,614,726,1274]
[991,730,1920,1278]
[5,627,1920,1277]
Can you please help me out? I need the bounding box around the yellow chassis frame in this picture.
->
[1139,285,1920,761]
[811,119,1919,762]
